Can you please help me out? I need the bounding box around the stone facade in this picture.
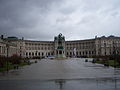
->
[24,40,54,58]
[95,36,120,56]
[0,39,6,56]
[65,39,95,57]
[0,38,19,57]
[0,34,120,58]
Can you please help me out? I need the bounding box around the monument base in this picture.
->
[55,57,67,60]
[54,54,67,60]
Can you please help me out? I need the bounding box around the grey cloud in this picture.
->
[60,7,76,15]
[0,0,61,38]
[0,0,120,40]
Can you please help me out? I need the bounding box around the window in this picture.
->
[48,52,50,56]
[59,51,62,54]
[35,52,37,56]
[89,51,91,55]
[83,51,84,55]
[79,52,81,55]
[48,47,50,50]
[32,52,34,56]
[76,52,78,56]
[39,52,40,56]
[26,52,28,56]
[29,52,31,56]
[42,52,44,56]
[67,52,69,56]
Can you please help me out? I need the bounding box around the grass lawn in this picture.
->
[95,60,120,68]
[0,62,14,72]
[0,62,33,72]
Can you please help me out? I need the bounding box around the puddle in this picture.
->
[0,78,120,90]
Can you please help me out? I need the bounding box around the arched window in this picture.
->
[26,52,28,56]
[29,52,31,56]
[48,52,50,56]
[39,52,40,56]
[59,51,62,54]
[42,52,44,56]
[83,51,84,55]
[35,52,37,56]
[67,52,69,56]
[79,52,81,55]
[32,52,34,56]
[76,52,78,56]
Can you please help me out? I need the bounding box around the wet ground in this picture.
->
[0,58,120,90]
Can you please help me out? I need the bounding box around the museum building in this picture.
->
[0,34,120,58]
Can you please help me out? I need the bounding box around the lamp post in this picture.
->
[6,43,9,73]
[103,43,107,66]
[113,41,118,90]
[113,41,116,68]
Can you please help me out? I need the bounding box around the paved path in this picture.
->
[0,58,120,90]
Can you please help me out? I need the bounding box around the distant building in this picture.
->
[0,38,6,56]
[0,36,25,57]
[0,34,120,58]
[95,35,120,56]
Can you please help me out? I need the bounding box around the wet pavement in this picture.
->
[0,58,120,90]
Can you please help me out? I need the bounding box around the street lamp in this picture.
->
[6,43,9,73]
[113,41,118,90]
[113,41,116,68]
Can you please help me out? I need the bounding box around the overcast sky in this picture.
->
[0,0,120,41]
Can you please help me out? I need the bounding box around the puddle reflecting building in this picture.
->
[0,34,120,58]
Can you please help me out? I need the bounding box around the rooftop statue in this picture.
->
[58,33,65,40]
[54,33,65,41]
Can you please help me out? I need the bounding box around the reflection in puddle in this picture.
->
[114,69,120,75]
[0,78,120,90]
[55,79,66,90]
[53,77,120,90]
[9,70,20,76]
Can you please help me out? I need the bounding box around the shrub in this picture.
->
[9,55,22,64]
